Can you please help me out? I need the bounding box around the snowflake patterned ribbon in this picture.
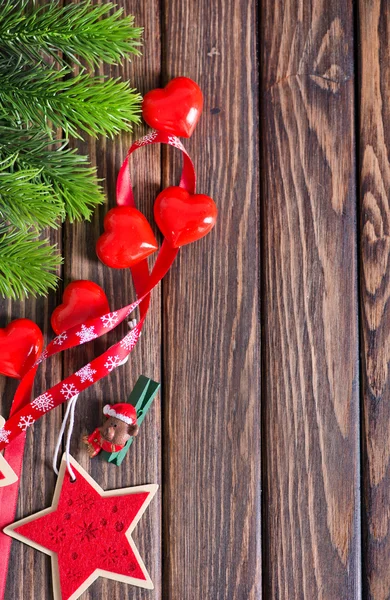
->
[0,429,10,445]
[31,393,54,412]
[17,415,34,432]
[75,364,96,383]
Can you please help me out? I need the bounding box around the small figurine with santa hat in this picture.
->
[83,403,139,458]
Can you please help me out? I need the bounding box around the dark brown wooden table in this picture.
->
[2,0,390,598]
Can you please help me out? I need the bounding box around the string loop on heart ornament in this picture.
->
[116,131,196,207]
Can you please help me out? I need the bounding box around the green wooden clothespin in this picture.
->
[101,375,160,466]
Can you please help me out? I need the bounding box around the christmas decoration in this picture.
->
[96,206,158,269]
[4,455,157,599]
[154,185,218,247]
[103,403,137,425]
[0,129,206,452]
[103,376,160,466]
[51,280,110,335]
[0,318,43,378]
[75,364,97,384]
[83,403,138,458]
[0,0,142,299]
[142,76,203,137]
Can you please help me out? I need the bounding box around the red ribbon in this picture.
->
[0,131,195,596]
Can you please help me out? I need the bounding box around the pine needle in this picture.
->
[0,125,105,221]
[34,148,105,222]
[0,58,141,140]
[0,0,142,68]
[0,1,143,298]
[0,226,62,299]
[0,153,64,230]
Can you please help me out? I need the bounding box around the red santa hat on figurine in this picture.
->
[103,403,137,425]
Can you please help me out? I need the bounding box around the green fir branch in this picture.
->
[0,225,61,300]
[0,58,142,140]
[0,153,64,230]
[0,125,104,221]
[30,147,105,222]
[0,1,143,299]
[0,1,142,68]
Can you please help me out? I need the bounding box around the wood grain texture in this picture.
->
[160,1,261,599]
[359,2,390,599]
[261,1,360,598]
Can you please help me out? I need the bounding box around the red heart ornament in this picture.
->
[0,319,43,379]
[51,280,110,335]
[154,186,218,248]
[96,206,158,269]
[142,77,203,138]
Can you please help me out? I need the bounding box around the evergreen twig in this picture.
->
[0,125,105,221]
[0,1,142,68]
[0,224,61,300]
[0,0,143,299]
[0,58,141,140]
[0,154,64,230]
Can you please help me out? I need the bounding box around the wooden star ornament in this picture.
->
[4,455,157,600]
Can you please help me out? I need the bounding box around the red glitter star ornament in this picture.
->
[4,455,157,599]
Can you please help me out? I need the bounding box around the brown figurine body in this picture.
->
[83,403,139,458]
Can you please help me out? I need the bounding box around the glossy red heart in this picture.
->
[0,319,43,379]
[96,206,158,269]
[51,280,110,335]
[154,186,218,248]
[142,77,203,138]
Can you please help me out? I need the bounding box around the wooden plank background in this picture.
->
[2,0,390,599]
[260,0,360,598]
[360,2,390,600]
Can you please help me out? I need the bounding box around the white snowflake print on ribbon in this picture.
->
[31,392,54,412]
[0,428,11,444]
[168,135,185,151]
[53,332,68,346]
[134,131,158,146]
[104,356,121,372]
[75,324,98,344]
[120,329,138,351]
[61,383,79,400]
[18,415,34,431]
[75,364,97,384]
[100,312,119,328]
[34,349,49,366]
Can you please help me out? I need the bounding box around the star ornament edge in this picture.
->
[3,454,158,600]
